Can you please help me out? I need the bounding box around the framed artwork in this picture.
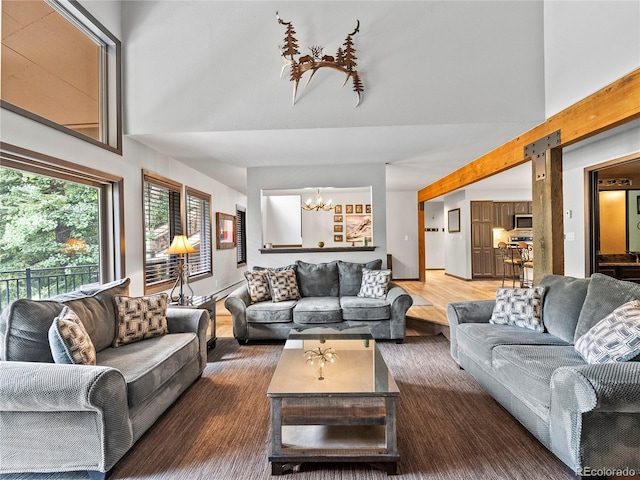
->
[365,204,371,214]
[346,215,372,242]
[345,204,354,214]
[637,196,640,214]
[355,204,363,214]
[334,215,343,222]
[334,205,342,214]
[334,224,343,232]
[334,234,343,242]
[216,212,236,249]
[447,208,461,233]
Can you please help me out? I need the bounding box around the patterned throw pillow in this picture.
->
[575,300,640,364]
[48,306,96,365]
[357,268,392,299]
[489,287,545,332]
[267,269,301,302]
[244,270,271,302]
[112,293,168,347]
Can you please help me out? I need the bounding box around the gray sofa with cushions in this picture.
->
[0,278,208,479]
[447,273,640,477]
[225,259,413,343]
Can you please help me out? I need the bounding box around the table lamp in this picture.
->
[166,234,196,305]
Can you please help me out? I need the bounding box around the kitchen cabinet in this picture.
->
[471,202,494,278]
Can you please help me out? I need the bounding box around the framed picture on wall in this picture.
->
[345,204,353,214]
[346,215,372,242]
[355,204,363,214]
[216,212,236,249]
[334,205,342,214]
[334,234,343,242]
[447,208,460,233]
[637,195,640,214]
[334,224,343,232]
[334,215,343,222]
[366,204,371,214]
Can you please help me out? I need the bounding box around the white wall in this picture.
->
[263,196,302,246]
[424,201,445,269]
[386,191,419,279]
[247,164,386,268]
[443,191,470,279]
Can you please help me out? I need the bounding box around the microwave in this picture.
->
[514,214,533,229]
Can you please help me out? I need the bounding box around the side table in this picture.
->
[169,295,217,348]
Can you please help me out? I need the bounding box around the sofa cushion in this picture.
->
[358,268,392,299]
[0,278,130,362]
[97,332,198,408]
[492,345,585,417]
[489,287,545,332]
[575,300,640,364]
[244,270,271,302]
[295,260,339,297]
[337,259,382,296]
[293,297,342,324]
[112,293,169,347]
[340,296,390,320]
[539,274,590,343]
[575,273,640,342]
[267,269,301,302]
[247,300,296,323]
[48,306,96,365]
[456,323,570,367]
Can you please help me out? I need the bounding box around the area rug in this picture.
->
[1,336,575,480]
[409,294,432,306]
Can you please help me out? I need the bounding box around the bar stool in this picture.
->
[498,242,521,288]
[518,242,534,288]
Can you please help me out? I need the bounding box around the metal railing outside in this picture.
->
[0,265,100,312]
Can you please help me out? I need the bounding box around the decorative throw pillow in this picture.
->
[357,268,392,299]
[48,306,96,365]
[112,293,168,347]
[267,269,301,302]
[244,270,271,302]
[489,287,545,332]
[575,300,640,364]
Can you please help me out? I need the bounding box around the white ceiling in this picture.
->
[124,1,546,196]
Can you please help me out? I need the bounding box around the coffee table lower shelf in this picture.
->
[269,424,399,475]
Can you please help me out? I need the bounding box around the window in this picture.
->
[1,0,121,153]
[0,143,124,311]
[186,187,212,278]
[236,205,247,267]
[143,171,182,292]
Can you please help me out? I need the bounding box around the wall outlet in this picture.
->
[565,232,575,241]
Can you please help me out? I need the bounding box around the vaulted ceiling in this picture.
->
[123,1,547,194]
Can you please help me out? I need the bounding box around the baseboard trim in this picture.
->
[444,272,471,282]
[392,277,420,281]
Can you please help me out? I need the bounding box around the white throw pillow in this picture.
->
[357,268,392,299]
[489,287,545,332]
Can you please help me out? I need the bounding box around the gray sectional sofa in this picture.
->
[447,273,640,477]
[0,278,209,479]
[225,259,413,343]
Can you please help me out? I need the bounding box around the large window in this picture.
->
[143,171,182,292]
[236,205,247,267]
[0,143,124,311]
[1,0,121,153]
[186,187,212,278]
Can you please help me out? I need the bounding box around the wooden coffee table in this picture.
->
[267,327,400,475]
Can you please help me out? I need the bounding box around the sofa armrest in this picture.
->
[166,308,209,372]
[224,285,251,342]
[549,362,640,473]
[0,361,132,473]
[447,299,495,364]
[386,286,413,341]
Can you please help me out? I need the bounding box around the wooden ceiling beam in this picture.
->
[418,68,640,203]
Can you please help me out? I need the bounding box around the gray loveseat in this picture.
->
[225,259,413,343]
[0,278,208,479]
[448,273,640,477]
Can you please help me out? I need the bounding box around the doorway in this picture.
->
[587,154,640,283]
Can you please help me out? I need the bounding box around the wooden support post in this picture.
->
[532,148,564,284]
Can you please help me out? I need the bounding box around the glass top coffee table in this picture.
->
[267,326,400,475]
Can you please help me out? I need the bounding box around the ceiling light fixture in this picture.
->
[301,189,335,211]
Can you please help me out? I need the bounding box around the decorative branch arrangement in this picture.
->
[277,12,364,107]
[304,346,339,380]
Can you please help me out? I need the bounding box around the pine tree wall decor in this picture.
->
[277,12,364,107]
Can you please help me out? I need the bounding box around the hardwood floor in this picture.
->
[214,270,502,339]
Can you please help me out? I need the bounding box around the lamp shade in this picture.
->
[166,235,196,255]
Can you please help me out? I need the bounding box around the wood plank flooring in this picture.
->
[214,270,502,339]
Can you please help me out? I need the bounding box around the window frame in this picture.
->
[0,141,125,282]
[185,187,213,280]
[1,0,122,154]
[236,204,247,267]
[142,170,183,294]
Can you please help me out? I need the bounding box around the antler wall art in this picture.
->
[277,12,364,107]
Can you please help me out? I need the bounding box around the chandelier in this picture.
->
[301,189,335,211]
